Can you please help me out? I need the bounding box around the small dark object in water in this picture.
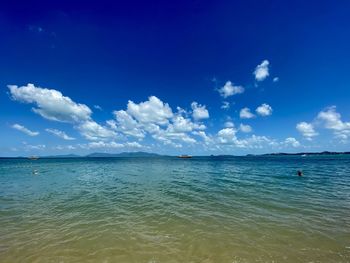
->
[177,155,192,159]
[297,170,303,176]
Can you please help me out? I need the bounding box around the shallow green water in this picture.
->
[0,156,349,262]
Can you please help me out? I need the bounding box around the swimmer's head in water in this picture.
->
[297,170,303,176]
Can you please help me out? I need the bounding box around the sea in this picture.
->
[0,156,349,263]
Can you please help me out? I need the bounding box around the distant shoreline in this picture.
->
[217,151,350,157]
[1,151,350,159]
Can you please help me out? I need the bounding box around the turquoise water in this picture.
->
[0,156,350,262]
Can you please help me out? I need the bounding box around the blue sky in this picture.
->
[1,0,350,156]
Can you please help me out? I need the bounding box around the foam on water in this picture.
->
[0,156,350,262]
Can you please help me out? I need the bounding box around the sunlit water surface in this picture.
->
[0,156,350,263]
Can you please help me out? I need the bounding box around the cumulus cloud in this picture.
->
[256,103,273,116]
[110,110,145,139]
[52,145,76,150]
[191,102,209,120]
[12,84,297,152]
[317,106,350,140]
[296,122,318,140]
[155,111,203,144]
[125,141,143,148]
[77,120,117,140]
[284,137,301,148]
[127,96,173,125]
[85,141,124,149]
[192,131,212,144]
[45,128,75,140]
[107,98,205,146]
[216,128,277,149]
[8,83,117,141]
[239,124,252,133]
[240,107,255,119]
[79,141,144,150]
[8,84,91,123]
[233,135,277,149]
[295,106,350,142]
[224,121,235,128]
[169,114,206,133]
[317,106,350,130]
[217,128,237,144]
[254,60,270,81]
[152,129,197,145]
[12,124,39,136]
[218,81,244,98]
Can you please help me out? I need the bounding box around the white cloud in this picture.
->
[256,103,273,116]
[169,114,206,133]
[317,106,350,130]
[8,83,117,141]
[216,128,277,149]
[239,124,252,133]
[152,129,197,145]
[127,96,173,125]
[240,107,255,119]
[28,144,46,150]
[152,108,205,145]
[254,60,270,81]
[45,128,75,140]
[24,144,46,150]
[233,135,276,149]
[296,122,318,140]
[217,128,238,144]
[143,123,161,134]
[107,100,204,147]
[108,103,205,146]
[273,77,279,82]
[52,145,76,150]
[12,124,39,136]
[8,84,91,123]
[295,107,350,142]
[224,121,235,128]
[221,101,230,110]
[86,141,124,149]
[284,137,301,148]
[192,131,212,144]
[82,141,143,150]
[125,141,143,148]
[77,120,117,141]
[317,106,350,140]
[218,81,244,98]
[191,102,209,120]
[94,105,102,110]
[9,84,210,149]
[111,110,145,139]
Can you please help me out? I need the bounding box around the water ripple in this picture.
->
[0,156,350,262]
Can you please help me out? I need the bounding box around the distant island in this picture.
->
[247,151,350,156]
[0,151,164,159]
[1,151,350,159]
[40,151,164,158]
